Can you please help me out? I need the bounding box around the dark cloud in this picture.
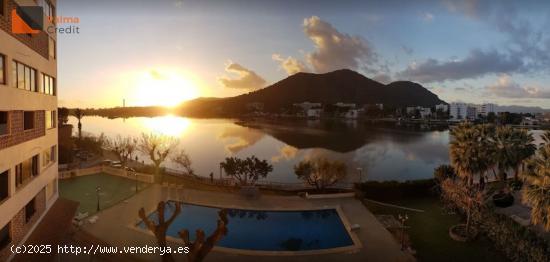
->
[218,63,266,89]
[445,0,550,73]
[396,49,523,83]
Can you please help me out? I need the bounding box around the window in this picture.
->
[12,61,37,92]
[42,74,56,95]
[0,112,7,136]
[24,111,35,130]
[45,110,56,129]
[43,145,56,167]
[0,223,10,250]
[0,0,4,17]
[15,155,39,188]
[48,38,56,59]
[0,54,5,85]
[0,170,8,202]
[25,198,36,223]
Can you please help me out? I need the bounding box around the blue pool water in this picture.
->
[137,201,354,251]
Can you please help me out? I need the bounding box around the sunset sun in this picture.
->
[133,69,200,107]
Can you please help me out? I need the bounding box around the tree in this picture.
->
[106,135,138,168]
[449,123,493,185]
[509,128,536,181]
[441,178,485,238]
[139,202,229,262]
[492,126,516,182]
[434,165,456,183]
[172,149,194,176]
[58,107,70,125]
[521,143,550,231]
[541,130,550,146]
[294,158,347,191]
[74,108,84,141]
[220,156,273,186]
[179,209,229,262]
[138,133,178,182]
[139,201,181,262]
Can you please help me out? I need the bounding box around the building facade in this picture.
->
[478,103,496,117]
[435,103,449,112]
[450,102,478,121]
[0,0,58,260]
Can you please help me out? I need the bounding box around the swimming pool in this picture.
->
[137,201,354,251]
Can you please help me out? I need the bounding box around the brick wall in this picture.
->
[0,187,46,260]
[0,0,50,59]
[0,111,45,150]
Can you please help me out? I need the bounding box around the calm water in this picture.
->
[137,201,353,251]
[68,116,452,182]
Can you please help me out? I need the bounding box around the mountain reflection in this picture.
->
[237,119,448,153]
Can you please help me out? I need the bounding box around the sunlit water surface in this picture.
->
[67,116,545,183]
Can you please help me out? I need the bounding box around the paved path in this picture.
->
[81,185,414,262]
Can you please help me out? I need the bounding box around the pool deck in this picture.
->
[81,185,414,262]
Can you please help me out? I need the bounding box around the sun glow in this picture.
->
[140,115,193,137]
[132,69,200,107]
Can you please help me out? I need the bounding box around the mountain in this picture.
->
[179,69,445,117]
[495,105,550,114]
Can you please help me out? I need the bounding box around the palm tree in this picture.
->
[449,123,493,185]
[541,130,550,146]
[509,128,536,181]
[492,126,515,182]
[521,143,550,231]
[74,108,83,141]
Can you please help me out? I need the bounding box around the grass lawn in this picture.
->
[365,197,508,262]
[59,173,149,216]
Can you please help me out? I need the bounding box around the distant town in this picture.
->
[240,101,550,127]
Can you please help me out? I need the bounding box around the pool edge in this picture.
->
[128,199,363,256]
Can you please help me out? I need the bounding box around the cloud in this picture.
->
[401,45,413,55]
[272,54,310,75]
[372,73,392,84]
[396,49,523,83]
[421,12,434,22]
[218,126,264,153]
[303,16,376,73]
[485,74,550,99]
[445,0,550,72]
[218,62,266,89]
[271,145,299,162]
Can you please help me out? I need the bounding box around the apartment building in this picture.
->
[0,0,58,260]
[478,103,496,117]
[450,102,477,121]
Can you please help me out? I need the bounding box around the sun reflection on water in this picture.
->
[139,115,193,137]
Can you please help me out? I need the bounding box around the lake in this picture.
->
[68,116,455,183]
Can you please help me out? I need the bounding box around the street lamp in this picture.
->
[133,172,138,193]
[398,213,409,251]
[96,186,101,212]
[219,163,223,180]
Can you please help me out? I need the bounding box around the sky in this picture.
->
[56,0,550,109]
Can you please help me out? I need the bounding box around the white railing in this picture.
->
[59,166,155,183]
